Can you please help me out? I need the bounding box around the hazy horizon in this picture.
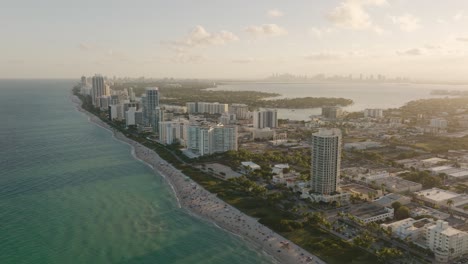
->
[3,0,468,81]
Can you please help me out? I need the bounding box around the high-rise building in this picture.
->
[220,113,237,125]
[187,124,237,156]
[253,110,277,129]
[143,87,160,131]
[310,128,342,195]
[322,106,343,119]
[129,87,136,102]
[159,118,189,146]
[91,74,107,107]
[430,118,448,128]
[125,107,137,126]
[364,108,384,118]
[229,104,249,119]
[109,104,123,121]
[81,76,87,86]
[186,102,228,115]
[99,95,111,109]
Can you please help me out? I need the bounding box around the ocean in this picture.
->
[0,80,272,264]
[210,82,468,120]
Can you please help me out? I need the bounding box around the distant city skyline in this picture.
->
[2,0,468,81]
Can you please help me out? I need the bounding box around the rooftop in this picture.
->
[351,203,391,220]
[421,157,448,164]
[241,161,261,169]
[374,176,422,189]
[415,188,460,202]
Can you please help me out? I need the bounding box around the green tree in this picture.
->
[376,247,403,262]
[391,201,402,211]
[395,206,410,220]
[352,232,375,248]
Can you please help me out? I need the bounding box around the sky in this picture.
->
[2,0,468,80]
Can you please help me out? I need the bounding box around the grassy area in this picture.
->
[284,228,378,264]
[411,135,468,153]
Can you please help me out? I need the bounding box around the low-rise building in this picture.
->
[199,163,242,180]
[344,141,383,150]
[426,220,468,263]
[374,193,411,207]
[410,206,450,220]
[415,188,461,207]
[241,161,261,172]
[350,203,394,223]
[359,172,422,193]
[381,218,434,242]
[340,184,382,200]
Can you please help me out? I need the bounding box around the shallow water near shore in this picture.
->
[0,80,272,264]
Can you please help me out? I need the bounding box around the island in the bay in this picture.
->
[74,75,468,264]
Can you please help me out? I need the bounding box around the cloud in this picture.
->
[170,25,238,49]
[453,11,466,21]
[327,0,387,32]
[162,26,238,64]
[390,14,421,32]
[304,52,343,61]
[397,48,423,56]
[245,24,287,37]
[267,9,284,18]
[309,27,335,38]
[457,37,468,42]
[232,58,255,64]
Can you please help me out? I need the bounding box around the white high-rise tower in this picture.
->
[253,110,277,129]
[310,128,342,195]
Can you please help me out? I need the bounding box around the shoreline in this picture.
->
[70,94,324,264]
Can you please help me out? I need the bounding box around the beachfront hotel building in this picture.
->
[253,110,278,129]
[143,87,160,132]
[310,128,342,195]
[125,107,137,127]
[91,74,109,107]
[159,118,189,146]
[187,124,238,156]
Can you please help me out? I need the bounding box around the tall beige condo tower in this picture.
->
[310,128,342,195]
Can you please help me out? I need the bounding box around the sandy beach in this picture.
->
[71,95,324,264]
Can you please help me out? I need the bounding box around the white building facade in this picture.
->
[310,128,342,195]
[253,110,278,129]
[426,220,468,262]
[187,124,238,156]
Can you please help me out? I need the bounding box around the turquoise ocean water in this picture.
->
[0,80,272,264]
